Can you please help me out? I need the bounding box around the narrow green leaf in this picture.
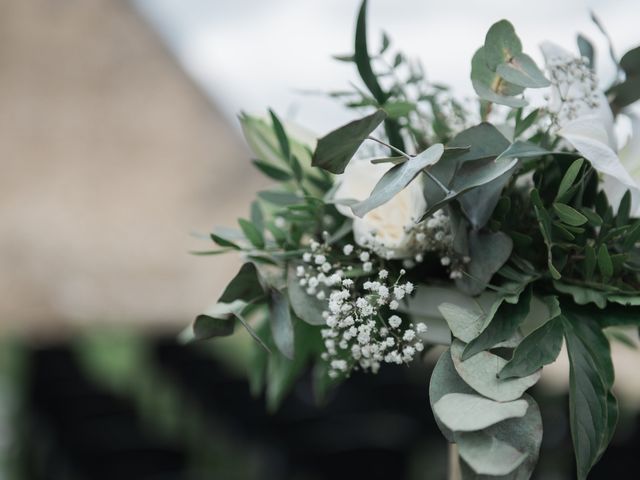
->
[354,0,386,103]
[252,159,292,181]
[597,244,613,278]
[382,100,416,118]
[269,289,295,359]
[250,201,264,234]
[514,108,540,137]
[268,109,291,162]
[577,34,595,68]
[312,109,387,174]
[238,219,265,249]
[556,158,584,200]
[584,244,597,279]
[258,190,303,206]
[616,190,631,227]
[581,208,603,227]
[553,203,588,226]
[500,316,564,379]
[210,232,241,250]
[352,143,444,217]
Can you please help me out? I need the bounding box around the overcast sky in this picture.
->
[133,0,640,134]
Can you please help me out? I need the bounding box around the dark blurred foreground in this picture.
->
[0,333,638,480]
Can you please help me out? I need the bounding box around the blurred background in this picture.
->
[1,0,639,479]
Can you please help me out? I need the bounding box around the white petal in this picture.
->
[559,116,639,192]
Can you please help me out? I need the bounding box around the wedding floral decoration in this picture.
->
[188,2,640,478]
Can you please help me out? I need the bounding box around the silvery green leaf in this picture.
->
[351,143,444,217]
[457,431,527,476]
[191,300,246,341]
[437,295,503,343]
[463,287,532,360]
[438,303,485,342]
[496,52,550,88]
[429,349,477,442]
[450,339,541,402]
[459,394,543,480]
[456,231,513,296]
[312,110,387,174]
[287,264,326,325]
[433,393,528,432]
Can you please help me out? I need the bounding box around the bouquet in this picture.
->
[187,1,640,478]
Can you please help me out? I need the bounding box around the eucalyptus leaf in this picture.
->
[429,349,477,442]
[219,263,265,303]
[459,394,543,480]
[450,339,541,402]
[496,52,550,88]
[433,393,528,432]
[312,109,387,174]
[457,430,528,476]
[352,143,444,217]
[456,231,513,296]
[192,300,245,340]
[463,287,532,360]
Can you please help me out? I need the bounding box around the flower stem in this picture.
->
[448,443,462,480]
[367,136,412,159]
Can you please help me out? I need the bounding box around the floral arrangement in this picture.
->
[187,2,640,478]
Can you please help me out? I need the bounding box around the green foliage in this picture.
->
[351,143,444,217]
[471,20,548,107]
[500,313,564,379]
[462,286,532,360]
[562,312,617,479]
[450,339,541,402]
[433,393,528,432]
[312,110,386,174]
[609,45,640,110]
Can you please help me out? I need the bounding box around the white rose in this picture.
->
[541,41,640,213]
[333,159,426,258]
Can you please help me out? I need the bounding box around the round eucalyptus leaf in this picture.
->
[429,349,476,442]
[457,430,527,476]
[433,393,529,432]
[459,394,543,480]
[450,340,541,402]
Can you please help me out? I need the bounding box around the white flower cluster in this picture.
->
[296,238,427,378]
[400,210,469,279]
[544,48,600,129]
